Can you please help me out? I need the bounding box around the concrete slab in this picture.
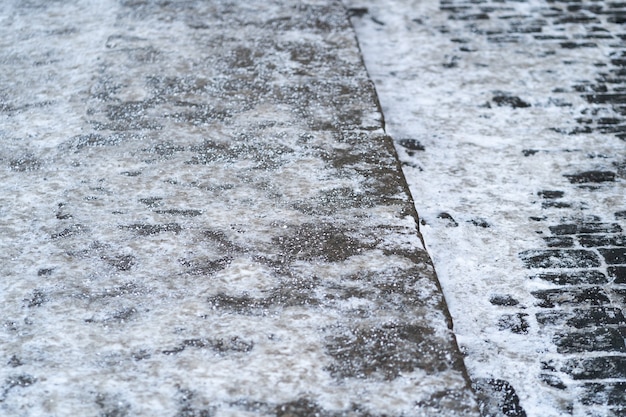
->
[0,1,477,416]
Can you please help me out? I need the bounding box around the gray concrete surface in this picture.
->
[0,1,477,416]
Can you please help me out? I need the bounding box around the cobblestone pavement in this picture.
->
[0,1,478,416]
[348,0,626,415]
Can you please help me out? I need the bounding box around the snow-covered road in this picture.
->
[348,0,626,415]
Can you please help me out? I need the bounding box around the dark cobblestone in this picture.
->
[535,311,566,327]
[531,287,610,308]
[553,328,626,353]
[538,190,565,199]
[520,249,600,268]
[567,307,626,328]
[489,294,520,306]
[472,379,527,417]
[562,356,626,380]
[598,247,626,264]
[610,288,626,304]
[397,138,425,151]
[586,93,626,104]
[581,382,626,406]
[492,94,531,108]
[608,266,626,283]
[592,405,626,417]
[578,235,626,247]
[536,307,626,328]
[542,236,574,247]
[549,223,623,235]
[564,171,616,183]
[548,224,579,235]
[497,313,529,334]
[532,270,608,285]
[541,200,572,209]
[539,374,567,390]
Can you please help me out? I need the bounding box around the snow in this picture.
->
[347,0,626,415]
[0,1,476,415]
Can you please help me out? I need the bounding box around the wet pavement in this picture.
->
[0,1,477,416]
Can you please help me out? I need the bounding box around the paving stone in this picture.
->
[567,307,626,328]
[610,288,626,304]
[599,248,626,264]
[578,235,626,247]
[437,212,459,227]
[536,311,568,327]
[562,356,626,380]
[538,190,565,199]
[608,266,626,283]
[520,249,601,269]
[397,138,425,151]
[531,287,611,308]
[492,94,531,108]
[532,270,608,285]
[553,328,626,353]
[472,379,528,417]
[324,323,466,380]
[589,408,626,417]
[539,374,567,390]
[549,223,623,235]
[535,308,626,328]
[564,171,617,183]
[541,201,573,209]
[497,313,530,334]
[548,224,579,235]
[489,294,520,306]
[581,382,626,406]
[586,93,626,104]
[542,236,575,248]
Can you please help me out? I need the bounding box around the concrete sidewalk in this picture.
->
[0,1,477,416]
